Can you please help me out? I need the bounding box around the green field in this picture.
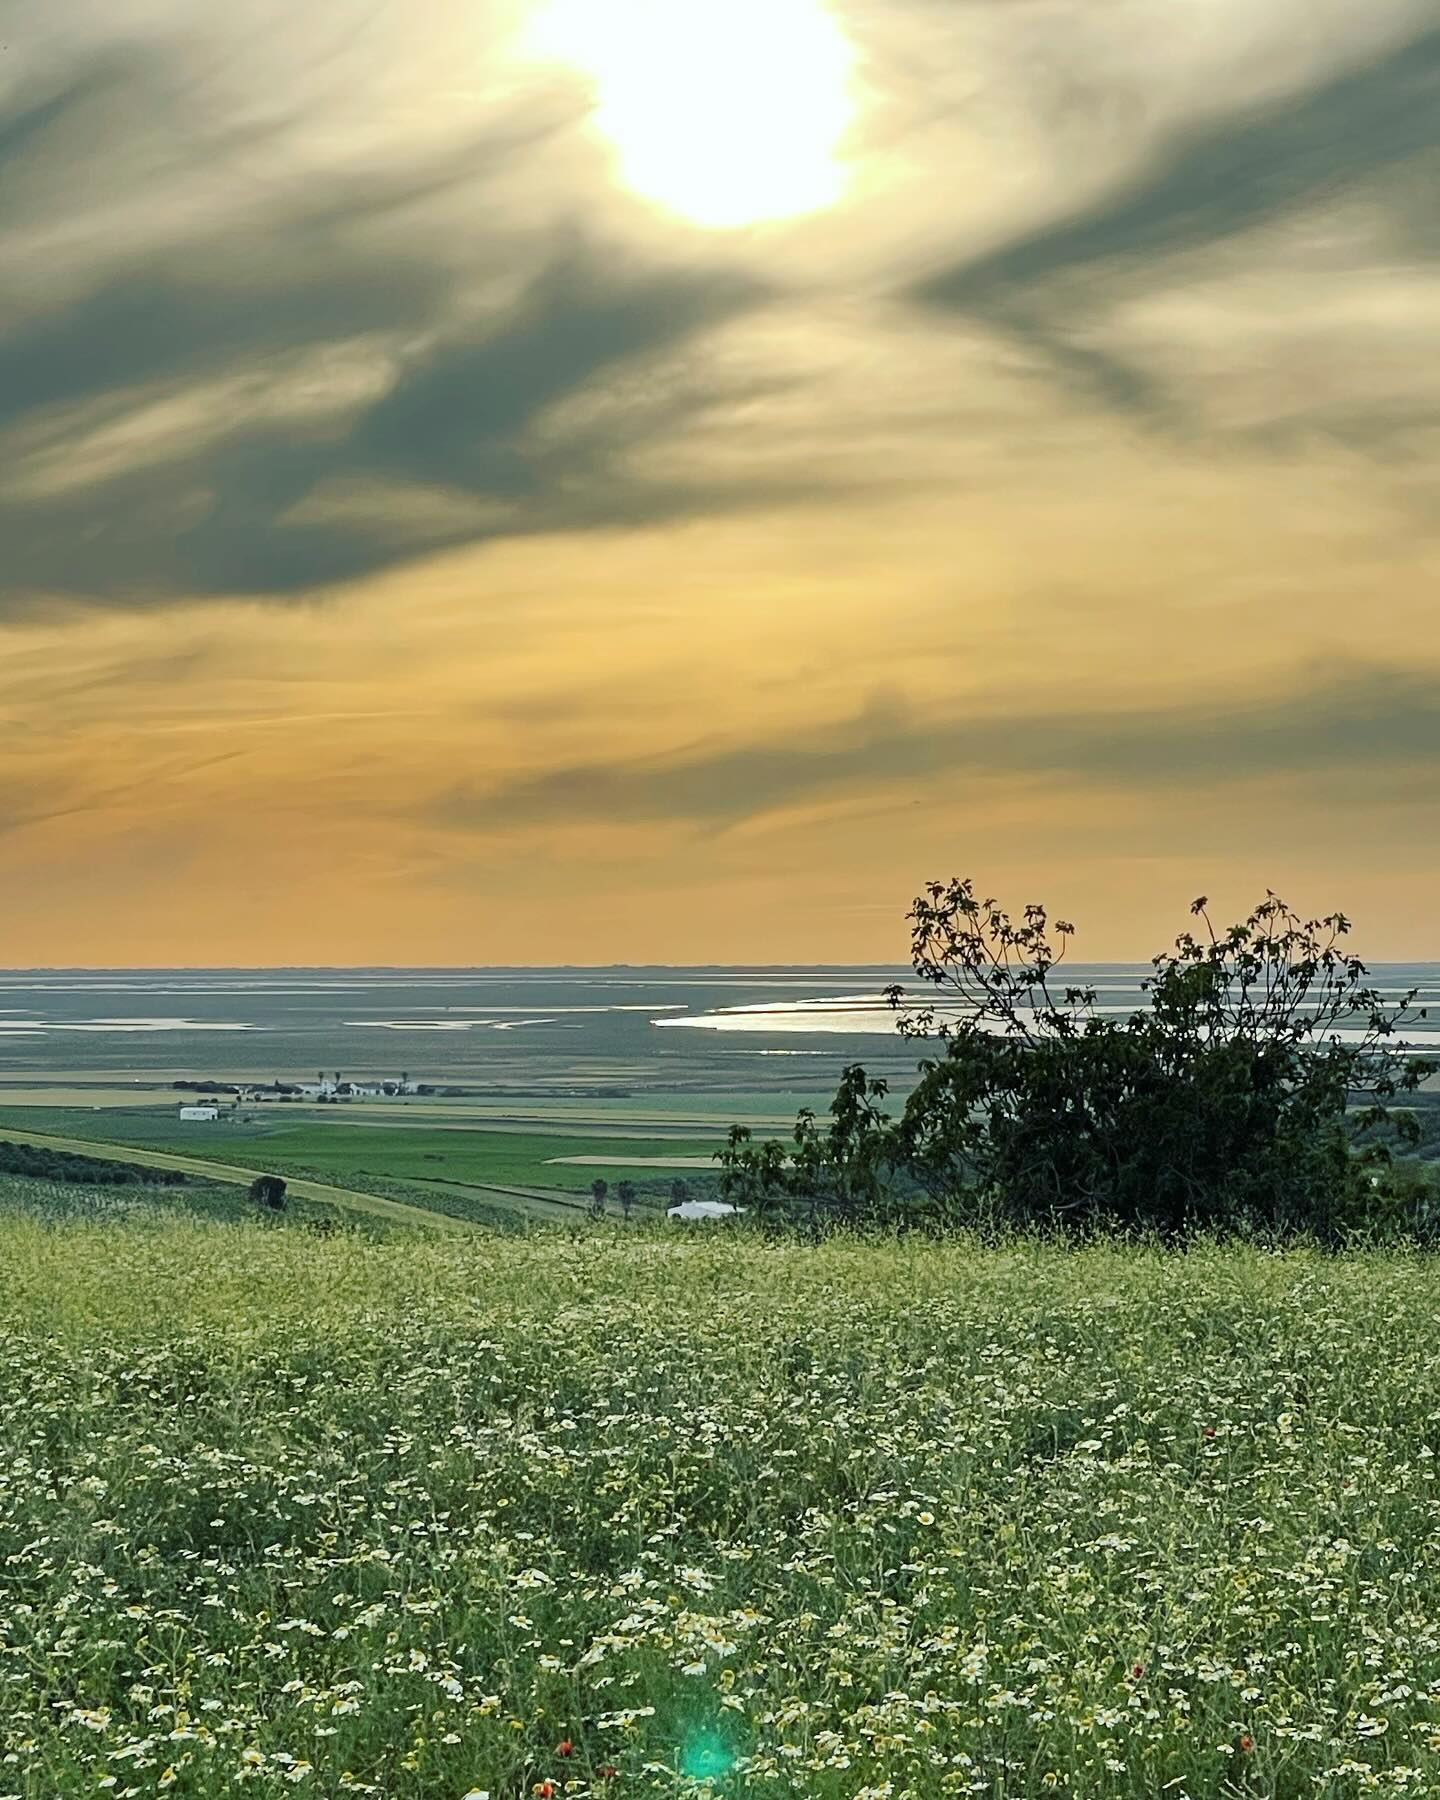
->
[0,1170,264,1227]
[6,1215,1440,1797]
[0,1105,726,1218]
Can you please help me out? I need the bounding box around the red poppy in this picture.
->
[1239,1735,1254,1754]
[598,1768,618,1780]
[1132,1662,1145,1678]
[535,1785,555,1798]
[556,1740,574,1757]
[1204,1426,1217,1438]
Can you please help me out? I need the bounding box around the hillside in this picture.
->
[4,1216,1440,1795]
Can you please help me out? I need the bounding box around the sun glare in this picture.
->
[525,0,857,228]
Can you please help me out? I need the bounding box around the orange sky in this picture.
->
[3,0,1439,963]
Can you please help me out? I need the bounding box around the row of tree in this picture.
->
[587,1177,696,1219]
[0,1140,188,1187]
[718,880,1436,1243]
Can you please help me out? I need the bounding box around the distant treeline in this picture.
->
[0,1141,186,1187]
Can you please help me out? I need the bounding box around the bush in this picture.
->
[719,881,1431,1242]
[249,1174,288,1212]
[0,1141,187,1187]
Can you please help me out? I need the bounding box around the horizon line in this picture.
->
[0,960,1437,975]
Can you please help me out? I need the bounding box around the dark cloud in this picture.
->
[0,66,116,170]
[909,25,1440,432]
[429,665,1440,829]
[0,53,778,606]
[64,244,771,599]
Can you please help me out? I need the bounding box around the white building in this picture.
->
[295,1072,417,1100]
[179,1104,221,1123]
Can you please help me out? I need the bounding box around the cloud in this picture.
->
[429,664,1440,830]
[908,23,1440,433]
[0,744,251,840]
[9,4,1438,618]
[0,48,777,607]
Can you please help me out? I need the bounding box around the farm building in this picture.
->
[178,1104,221,1122]
[294,1072,417,1100]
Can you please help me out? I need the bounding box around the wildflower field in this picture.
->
[5,1216,1440,1798]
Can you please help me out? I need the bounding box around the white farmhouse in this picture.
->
[179,1104,221,1123]
[295,1072,417,1100]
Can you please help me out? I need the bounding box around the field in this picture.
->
[6,1217,1440,1798]
[0,1172,261,1226]
[0,1107,727,1231]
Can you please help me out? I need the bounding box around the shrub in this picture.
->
[720,881,1431,1242]
[249,1174,288,1212]
[0,1141,187,1187]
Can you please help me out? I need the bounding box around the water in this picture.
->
[0,968,917,1112]
[0,964,1433,1109]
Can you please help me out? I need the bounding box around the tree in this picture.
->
[589,1177,609,1219]
[719,1068,899,1232]
[721,879,1430,1242]
[669,1178,690,1208]
[616,1179,637,1220]
[249,1174,288,1212]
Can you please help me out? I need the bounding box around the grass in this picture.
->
[0,1171,264,1227]
[6,1219,1440,1797]
[0,1106,724,1197]
[0,1130,478,1235]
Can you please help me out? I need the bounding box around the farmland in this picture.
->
[0,1106,727,1229]
[7,1216,1440,1797]
[0,1171,260,1227]
[0,963,1430,1236]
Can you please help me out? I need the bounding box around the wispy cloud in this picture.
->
[0,46,783,606]
[908,24,1440,437]
[6,4,1440,614]
[429,665,1440,830]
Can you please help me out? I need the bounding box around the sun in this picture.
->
[524,0,857,229]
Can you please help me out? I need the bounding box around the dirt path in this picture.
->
[0,1127,475,1233]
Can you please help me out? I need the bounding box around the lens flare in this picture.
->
[678,1726,736,1778]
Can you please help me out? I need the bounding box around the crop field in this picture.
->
[0,1108,724,1203]
[0,1172,262,1227]
[6,1221,1440,1798]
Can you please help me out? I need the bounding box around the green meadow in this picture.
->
[0,1106,725,1225]
[5,1209,1440,1798]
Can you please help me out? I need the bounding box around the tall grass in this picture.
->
[0,1174,257,1228]
[3,1218,1440,1796]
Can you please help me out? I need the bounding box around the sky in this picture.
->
[2,0,1439,965]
